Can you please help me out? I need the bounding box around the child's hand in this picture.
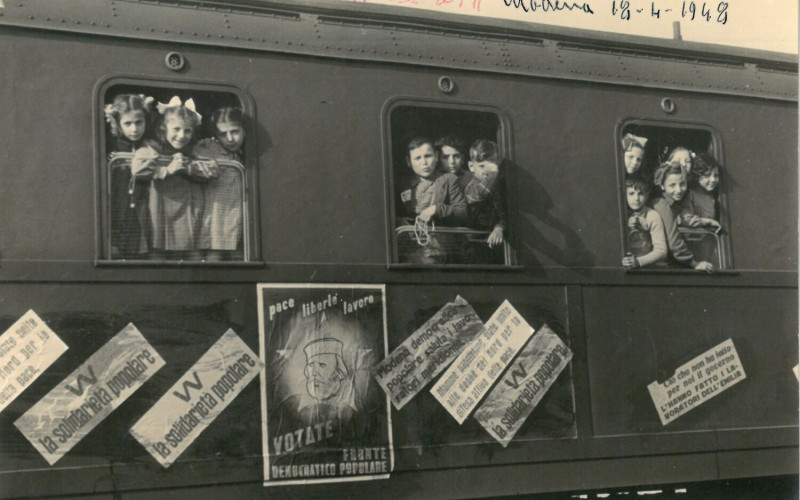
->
[702,218,722,233]
[622,254,639,269]
[694,261,714,273]
[164,154,187,176]
[418,205,436,223]
[487,226,504,248]
[483,161,499,174]
[627,215,641,230]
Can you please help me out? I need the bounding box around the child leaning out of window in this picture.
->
[622,177,667,269]
[132,97,220,257]
[688,153,722,222]
[464,139,508,249]
[652,162,714,272]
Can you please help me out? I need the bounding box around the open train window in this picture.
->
[95,78,259,264]
[384,100,515,267]
[617,121,732,271]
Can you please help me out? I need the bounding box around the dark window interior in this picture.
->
[620,123,715,183]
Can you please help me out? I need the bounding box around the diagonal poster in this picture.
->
[14,324,164,465]
[257,284,393,486]
[130,329,264,468]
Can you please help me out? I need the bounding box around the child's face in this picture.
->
[215,121,245,152]
[670,150,692,172]
[439,145,464,175]
[119,110,146,142]
[408,143,437,180]
[698,168,720,192]
[626,187,646,211]
[624,147,644,175]
[468,159,496,181]
[165,116,193,150]
[661,173,687,202]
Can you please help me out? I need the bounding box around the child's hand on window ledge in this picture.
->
[693,261,714,273]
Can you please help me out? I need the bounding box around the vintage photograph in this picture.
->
[0,0,796,498]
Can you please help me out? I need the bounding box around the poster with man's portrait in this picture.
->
[257,284,393,485]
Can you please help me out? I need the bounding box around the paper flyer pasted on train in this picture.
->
[473,325,572,447]
[647,338,746,425]
[0,310,68,413]
[372,295,484,410]
[431,300,534,425]
[258,284,393,485]
[14,324,164,465]
[130,329,263,468]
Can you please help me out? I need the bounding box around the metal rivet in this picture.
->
[164,51,185,71]
[660,97,676,114]
[437,76,455,94]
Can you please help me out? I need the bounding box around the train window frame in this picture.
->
[615,119,734,272]
[93,76,262,266]
[382,97,518,269]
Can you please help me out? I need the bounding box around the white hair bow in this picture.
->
[622,133,648,149]
[103,104,114,123]
[157,96,202,123]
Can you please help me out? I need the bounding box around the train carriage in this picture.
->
[0,1,796,498]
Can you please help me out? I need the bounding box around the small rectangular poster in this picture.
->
[257,284,393,485]
[647,338,746,425]
[0,310,68,413]
[372,295,484,409]
[130,329,264,468]
[430,300,534,424]
[14,324,164,465]
[473,325,572,447]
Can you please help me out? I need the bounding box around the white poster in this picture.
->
[430,300,534,424]
[647,338,746,425]
[0,310,68,412]
[130,329,263,468]
[372,295,484,409]
[473,325,572,447]
[14,324,164,465]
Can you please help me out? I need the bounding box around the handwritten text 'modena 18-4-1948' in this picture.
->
[353,0,729,25]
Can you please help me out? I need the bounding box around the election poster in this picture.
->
[647,339,746,426]
[372,295,484,410]
[14,324,164,465]
[0,310,68,413]
[431,300,534,424]
[130,329,263,468]
[473,325,572,447]
[257,284,393,485]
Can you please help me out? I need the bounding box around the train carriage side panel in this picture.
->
[0,29,796,271]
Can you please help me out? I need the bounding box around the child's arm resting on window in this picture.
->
[131,145,162,179]
[186,157,221,181]
[629,209,668,268]
[653,198,695,267]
